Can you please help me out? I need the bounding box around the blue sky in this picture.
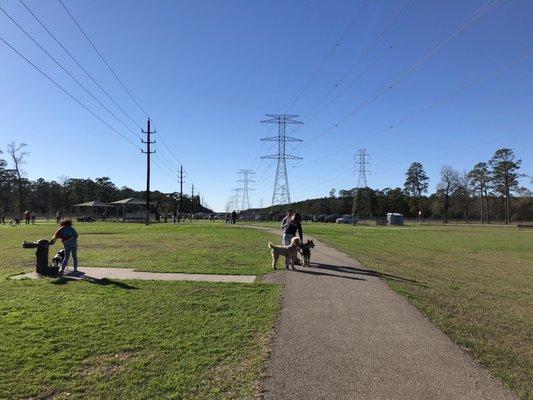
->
[1,0,531,211]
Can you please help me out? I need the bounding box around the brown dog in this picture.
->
[268,237,301,270]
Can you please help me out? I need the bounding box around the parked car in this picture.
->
[336,216,358,224]
[324,214,341,223]
[313,214,327,222]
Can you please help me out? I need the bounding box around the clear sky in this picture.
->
[1,0,531,211]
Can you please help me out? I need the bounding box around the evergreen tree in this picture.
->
[404,162,429,217]
[489,149,521,224]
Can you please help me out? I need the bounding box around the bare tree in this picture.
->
[437,165,459,223]
[6,142,29,217]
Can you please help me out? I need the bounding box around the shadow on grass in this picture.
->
[311,263,427,287]
[51,275,137,290]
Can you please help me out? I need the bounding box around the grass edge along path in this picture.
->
[300,223,532,400]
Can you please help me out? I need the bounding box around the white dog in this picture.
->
[268,237,301,270]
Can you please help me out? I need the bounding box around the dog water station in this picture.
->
[22,239,59,276]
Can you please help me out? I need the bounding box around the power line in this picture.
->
[0,34,141,149]
[300,0,414,122]
[284,0,369,113]
[18,0,144,131]
[58,0,149,118]
[304,0,503,148]
[0,4,141,140]
[297,46,530,169]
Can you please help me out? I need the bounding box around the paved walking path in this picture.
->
[256,227,515,400]
[11,268,256,283]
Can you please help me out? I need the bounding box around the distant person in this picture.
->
[50,219,79,273]
[24,210,31,225]
[172,211,177,224]
[225,213,230,224]
[56,211,62,224]
[1,210,5,225]
[231,210,237,224]
[31,214,36,225]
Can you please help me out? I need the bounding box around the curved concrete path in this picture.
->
[256,228,515,400]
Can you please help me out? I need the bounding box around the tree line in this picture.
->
[0,142,211,218]
[257,148,531,223]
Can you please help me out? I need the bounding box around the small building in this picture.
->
[387,213,404,226]
[109,197,155,222]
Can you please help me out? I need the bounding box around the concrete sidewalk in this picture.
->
[259,229,515,400]
[11,267,256,283]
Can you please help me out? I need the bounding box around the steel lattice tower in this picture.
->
[237,169,255,211]
[355,149,370,188]
[352,149,370,219]
[261,114,303,205]
[231,188,242,212]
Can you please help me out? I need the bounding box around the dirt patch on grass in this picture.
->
[80,351,138,377]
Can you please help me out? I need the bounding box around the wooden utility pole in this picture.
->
[142,118,155,225]
[191,184,195,213]
[178,165,184,215]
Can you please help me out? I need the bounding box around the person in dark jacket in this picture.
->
[283,213,303,264]
[283,213,303,245]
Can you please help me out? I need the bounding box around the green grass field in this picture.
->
[0,222,280,399]
[1,222,278,279]
[296,222,532,399]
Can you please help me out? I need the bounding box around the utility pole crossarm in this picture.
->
[261,154,302,160]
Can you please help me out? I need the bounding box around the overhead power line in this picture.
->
[300,0,414,121]
[304,0,503,148]
[284,0,370,113]
[58,0,149,118]
[18,0,144,131]
[0,4,141,140]
[0,34,141,149]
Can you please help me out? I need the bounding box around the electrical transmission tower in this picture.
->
[261,114,303,206]
[237,169,255,211]
[231,188,242,212]
[352,149,370,220]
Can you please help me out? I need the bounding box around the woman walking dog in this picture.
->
[283,212,304,265]
[50,219,79,273]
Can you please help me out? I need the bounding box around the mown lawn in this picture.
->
[296,222,532,400]
[0,222,280,399]
[1,222,278,278]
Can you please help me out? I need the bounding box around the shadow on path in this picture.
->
[311,263,427,287]
[293,267,366,281]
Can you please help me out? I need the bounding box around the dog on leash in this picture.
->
[52,249,65,269]
[268,237,301,270]
[299,239,315,267]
